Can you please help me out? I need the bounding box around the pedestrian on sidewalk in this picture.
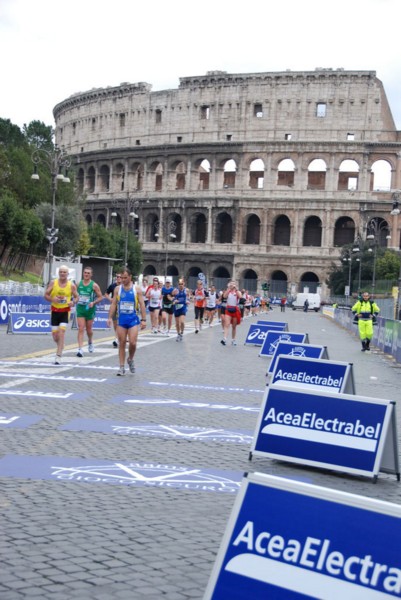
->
[76,267,103,357]
[44,265,78,365]
[107,268,147,375]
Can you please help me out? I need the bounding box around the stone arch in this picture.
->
[114,163,125,192]
[300,272,320,293]
[303,216,322,246]
[77,168,84,193]
[370,159,392,192]
[87,166,95,193]
[216,212,233,243]
[143,265,157,276]
[245,214,261,244]
[273,215,291,246]
[168,160,186,190]
[190,212,207,243]
[333,217,355,246]
[96,214,106,227]
[85,214,92,226]
[277,158,295,186]
[149,161,164,191]
[240,269,258,294]
[338,159,359,191]
[212,266,231,292]
[223,159,237,189]
[196,158,211,191]
[307,158,326,190]
[271,270,288,295]
[249,158,265,189]
[99,165,110,192]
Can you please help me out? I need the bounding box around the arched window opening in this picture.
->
[87,167,95,193]
[277,158,295,186]
[175,161,186,190]
[96,214,106,227]
[338,159,359,191]
[303,216,322,246]
[114,163,125,192]
[143,265,157,277]
[152,162,163,192]
[333,217,355,246]
[273,215,291,246]
[191,213,207,243]
[300,272,319,293]
[223,159,236,189]
[271,270,288,295]
[85,214,92,227]
[307,159,326,190]
[99,165,110,192]
[249,159,265,189]
[370,160,392,192]
[77,168,84,192]
[199,159,210,190]
[188,266,203,290]
[240,269,258,294]
[245,214,260,244]
[212,266,231,292]
[216,212,233,243]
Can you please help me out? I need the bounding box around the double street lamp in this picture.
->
[111,195,140,267]
[31,146,71,280]
[366,217,391,297]
[154,220,177,280]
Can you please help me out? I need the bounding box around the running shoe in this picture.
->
[195,329,199,334]
[54,355,62,365]
[117,367,125,376]
[76,349,83,358]
[231,340,237,346]
[220,339,226,346]
[113,340,118,348]
[127,358,135,373]
[88,343,94,353]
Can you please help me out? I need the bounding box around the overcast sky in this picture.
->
[1,0,401,130]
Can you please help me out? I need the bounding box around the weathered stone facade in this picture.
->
[53,69,401,294]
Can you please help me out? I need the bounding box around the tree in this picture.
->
[23,121,53,150]
[88,223,142,275]
[376,250,401,281]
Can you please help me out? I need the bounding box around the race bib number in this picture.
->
[78,295,90,305]
[120,301,135,314]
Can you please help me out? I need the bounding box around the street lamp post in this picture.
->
[111,195,140,267]
[352,236,362,294]
[390,194,401,319]
[31,146,71,282]
[154,220,177,280]
[366,217,391,298]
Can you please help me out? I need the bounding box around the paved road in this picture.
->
[0,308,400,599]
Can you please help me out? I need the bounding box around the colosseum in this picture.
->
[53,68,401,295]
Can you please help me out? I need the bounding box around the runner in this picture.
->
[194,279,206,333]
[220,281,242,346]
[161,279,175,335]
[205,285,217,327]
[76,267,103,357]
[104,272,123,347]
[107,268,147,376]
[146,277,162,333]
[173,279,190,341]
[44,265,78,364]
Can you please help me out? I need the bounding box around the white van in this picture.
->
[291,293,321,312]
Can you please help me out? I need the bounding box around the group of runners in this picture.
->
[44,268,256,374]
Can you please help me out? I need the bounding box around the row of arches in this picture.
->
[77,158,393,194]
[141,265,321,294]
[87,209,391,248]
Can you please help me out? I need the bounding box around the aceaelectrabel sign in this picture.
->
[270,355,355,394]
[7,312,52,334]
[245,323,286,347]
[256,320,288,331]
[268,341,328,376]
[71,311,110,330]
[203,472,401,599]
[249,385,400,480]
[259,331,309,357]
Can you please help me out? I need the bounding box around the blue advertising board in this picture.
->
[256,320,288,331]
[270,355,355,394]
[259,331,309,357]
[250,385,399,479]
[245,323,286,347]
[0,295,50,325]
[71,311,110,330]
[204,472,401,599]
[7,312,52,334]
[268,341,328,376]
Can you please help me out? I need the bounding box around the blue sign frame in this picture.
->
[268,341,328,376]
[259,331,309,357]
[204,472,401,599]
[245,323,286,347]
[256,320,288,331]
[270,355,355,394]
[7,312,52,334]
[250,385,398,479]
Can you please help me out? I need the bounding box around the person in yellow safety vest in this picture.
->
[351,291,380,352]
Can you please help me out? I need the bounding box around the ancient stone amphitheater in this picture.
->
[54,68,401,295]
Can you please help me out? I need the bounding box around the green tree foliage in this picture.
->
[23,121,53,150]
[88,223,142,275]
[376,250,401,281]
[0,191,44,261]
